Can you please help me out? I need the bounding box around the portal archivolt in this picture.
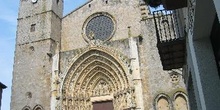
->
[61,48,136,110]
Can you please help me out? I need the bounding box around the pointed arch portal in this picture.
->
[61,48,135,110]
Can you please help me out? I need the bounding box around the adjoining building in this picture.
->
[145,0,220,109]
[11,0,189,110]
[0,82,7,110]
[184,0,220,109]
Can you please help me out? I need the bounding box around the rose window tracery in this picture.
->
[86,15,114,41]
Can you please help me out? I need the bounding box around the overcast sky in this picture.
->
[0,0,87,109]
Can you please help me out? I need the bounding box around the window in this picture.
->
[30,24,36,32]
[22,106,31,110]
[154,94,171,110]
[174,95,188,110]
[85,13,115,41]
[173,92,189,110]
[157,97,170,110]
[33,105,44,110]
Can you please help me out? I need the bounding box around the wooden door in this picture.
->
[93,100,114,110]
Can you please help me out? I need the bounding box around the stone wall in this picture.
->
[11,0,62,109]
[12,0,188,109]
[18,0,62,18]
[139,18,187,109]
[59,0,188,109]
[61,0,141,51]
[11,40,55,110]
[16,12,61,44]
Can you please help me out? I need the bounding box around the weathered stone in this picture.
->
[12,0,188,110]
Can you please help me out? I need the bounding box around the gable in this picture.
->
[61,0,142,51]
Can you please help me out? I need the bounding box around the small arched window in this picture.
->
[33,105,44,110]
[22,106,31,110]
[174,92,188,110]
[154,94,172,110]
[157,97,170,110]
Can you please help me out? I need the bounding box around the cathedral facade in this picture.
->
[11,0,188,110]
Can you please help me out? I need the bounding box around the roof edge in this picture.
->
[63,0,92,18]
[0,82,7,89]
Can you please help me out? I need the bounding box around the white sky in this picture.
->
[0,0,87,110]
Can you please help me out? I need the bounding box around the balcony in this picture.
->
[153,10,186,70]
[145,0,187,10]
[162,0,187,10]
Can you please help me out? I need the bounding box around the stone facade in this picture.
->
[11,0,188,110]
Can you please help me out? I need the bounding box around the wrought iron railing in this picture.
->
[153,9,186,70]
[153,10,185,43]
